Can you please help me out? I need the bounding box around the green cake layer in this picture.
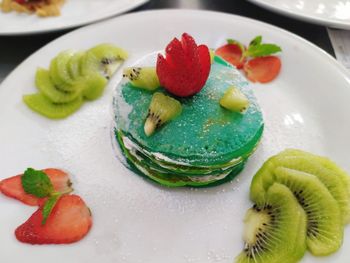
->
[113,56,264,187]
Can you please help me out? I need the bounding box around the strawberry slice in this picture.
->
[243,56,281,83]
[156,33,211,97]
[215,43,245,69]
[0,169,72,206]
[15,195,92,245]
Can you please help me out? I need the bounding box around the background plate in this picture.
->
[0,0,149,35]
[0,9,350,263]
[248,0,350,29]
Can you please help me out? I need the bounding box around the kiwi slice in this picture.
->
[144,92,182,136]
[49,50,76,90]
[273,167,343,256]
[236,183,306,263]
[35,68,82,103]
[123,67,160,91]
[68,51,85,80]
[220,86,249,113]
[80,73,108,100]
[81,43,128,78]
[250,152,350,224]
[23,93,83,119]
[209,49,215,64]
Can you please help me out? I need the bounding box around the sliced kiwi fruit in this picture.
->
[272,167,343,256]
[220,86,249,113]
[49,50,76,90]
[236,183,306,263]
[80,73,108,100]
[250,152,350,224]
[123,67,160,91]
[23,93,83,119]
[68,51,85,80]
[81,43,128,79]
[35,68,82,103]
[144,92,182,136]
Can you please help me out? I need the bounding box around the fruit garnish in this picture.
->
[243,56,281,83]
[144,92,182,136]
[23,43,128,119]
[15,195,92,244]
[82,43,128,79]
[123,67,160,91]
[216,36,282,83]
[219,86,249,113]
[239,149,350,262]
[215,39,245,69]
[0,168,72,206]
[236,183,306,263]
[156,33,211,97]
[23,93,83,119]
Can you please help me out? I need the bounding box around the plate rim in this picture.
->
[0,0,149,36]
[247,0,350,30]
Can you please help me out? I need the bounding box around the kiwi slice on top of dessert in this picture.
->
[123,67,160,91]
[236,183,306,263]
[144,92,182,136]
[81,43,128,79]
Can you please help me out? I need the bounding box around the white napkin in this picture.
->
[327,28,350,70]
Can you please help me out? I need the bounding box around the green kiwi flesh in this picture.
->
[68,51,85,80]
[144,92,182,136]
[220,86,250,113]
[250,151,350,224]
[123,67,160,91]
[23,93,83,119]
[236,183,306,263]
[35,68,82,103]
[273,167,343,256]
[80,73,108,100]
[81,43,128,78]
[49,50,76,90]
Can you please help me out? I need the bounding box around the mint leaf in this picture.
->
[227,38,245,53]
[249,36,262,48]
[21,168,53,198]
[42,194,61,225]
[246,43,282,58]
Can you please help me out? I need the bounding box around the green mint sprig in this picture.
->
[244,35,282,58]
[22,168,70,225]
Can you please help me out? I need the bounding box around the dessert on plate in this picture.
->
[113,33,264,187]
[0,0,65,17]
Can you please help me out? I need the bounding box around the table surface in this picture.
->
[0,0,335,83]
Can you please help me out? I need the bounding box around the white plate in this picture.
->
[0,9,350,263]
[248,0,350,29]
[0,0,149,35]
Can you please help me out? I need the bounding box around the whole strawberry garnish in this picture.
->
[0,168,72,206]
[15,195,92,244]
[156,33,211,97]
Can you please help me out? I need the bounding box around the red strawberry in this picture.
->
[15,195,92,245]
[0,169,72,206]
[156,33,211,97]
[215,43,245,69]
[243,56,281,83]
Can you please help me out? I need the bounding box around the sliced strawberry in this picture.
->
[243,56,281,83]
[15,195,92,245]
[156,33,211,97]
[0,169,72,206]
[215,43,245,69]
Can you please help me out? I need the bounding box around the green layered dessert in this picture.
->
[113,33,264,187]
[113,60,264,187]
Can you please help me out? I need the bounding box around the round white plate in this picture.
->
[0,0,149,35]
[0,9,350,263]
[248,0,350,29]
